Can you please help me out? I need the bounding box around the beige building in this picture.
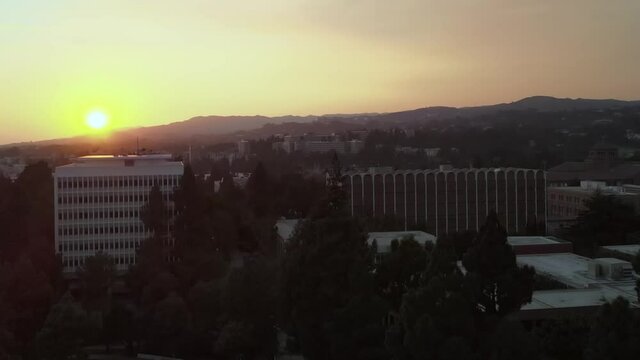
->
[344,167,546,235]
[547,180,640,234]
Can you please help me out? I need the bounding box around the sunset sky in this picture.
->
[1,0,639,144]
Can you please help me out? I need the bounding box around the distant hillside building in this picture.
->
[548,143,640,186]
[54,155,183,273]
[343,167,546,235]
[212,172,251,192]
[272,134,363,154]
[237,140,251,157]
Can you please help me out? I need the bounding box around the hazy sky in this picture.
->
[1,0,639,144]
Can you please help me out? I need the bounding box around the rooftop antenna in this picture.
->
[136,137,140,155]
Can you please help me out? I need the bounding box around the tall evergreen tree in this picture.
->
[462,211,535,316]
[130,184,172,299]
[391,238,475,360]
[173,165,214,258]
[141,185,168,239]
[280,217,387,360]
[326,152,346,215]
[311,152,347,218]
[374,236,430,309]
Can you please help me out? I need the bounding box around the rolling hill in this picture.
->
[4,96,640,147]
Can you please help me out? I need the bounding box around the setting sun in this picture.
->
[86,111,109,130]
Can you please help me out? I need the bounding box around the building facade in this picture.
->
[548,181,640,219]
[546,180,640,234]
[548,143,640,186]
[54,155,184,273]
[343,167,546,235]
[272,134,364,154]
[237,140,251,157]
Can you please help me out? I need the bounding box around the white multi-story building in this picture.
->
[54,154,184,273]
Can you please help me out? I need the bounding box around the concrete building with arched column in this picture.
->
[343,167,546,236]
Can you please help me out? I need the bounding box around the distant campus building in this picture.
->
[548,143,640,186]
[343,167,547,235]
[54,155,183,273]
[272,134,364,154]
[546,180,640,234]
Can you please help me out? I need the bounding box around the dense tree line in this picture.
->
[188,106,640,173]
[563,193,640,256]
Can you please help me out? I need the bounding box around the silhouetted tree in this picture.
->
[217,257,277,359]
[565,193,640,255]
[391,239,475,360]
[326,152,346,214]
[281,217,386,360]
[246,162,272,217]
[144,293,191,357]
[187,280,222,354]
[374,236,430,309]
[534,317,589,360]
[489,320,538,360]
[77,252,115,313]
[0,256,54,357]
[35,293,93,360]
[311,153,347,218]
[102,301,135,354]
[584,297,640,360]
[462,211,535,316]
[141,185,168,239]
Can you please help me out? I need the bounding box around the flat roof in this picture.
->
[55,154,183,177]
[508,236,564,246]
[523,287,637,311]
[603,244,640,257]
[367,231,436,253]
[547,186,638,196]
[77,154,173,160]
[594,257,631,265]
[517,253,595,288]
[54,154,184,177]
[345,167,543,176]
[517,253,637,289]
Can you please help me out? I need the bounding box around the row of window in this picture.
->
[58,208,141,221]
[57,192,175,205]
[549,193,584,204]
[57,175,180,190]
[58,223,151,236]
[59,239,142,252]
[550,205,581,217]
[63,254,136,268]
[57,208,174,221]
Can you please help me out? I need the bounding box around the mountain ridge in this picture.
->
[3,96,640,147]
